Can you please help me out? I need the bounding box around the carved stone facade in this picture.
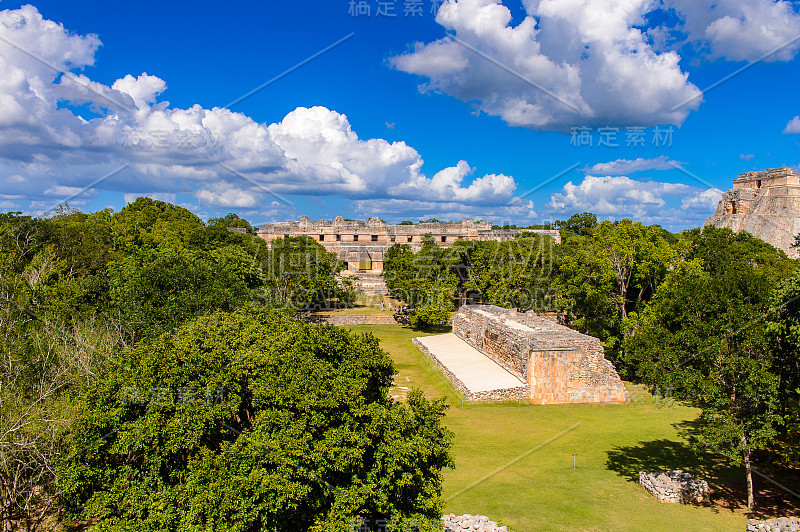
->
[257,217,561,272]
[704,168,800,259]
[451,305,628,405]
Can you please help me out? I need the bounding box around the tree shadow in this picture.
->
[606,437,743,512]
[606,428,800,518]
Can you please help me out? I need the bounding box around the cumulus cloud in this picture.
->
[123,192,177,204]
[548,174,719,226]
[112,74,167,109]
[0,6,521,217]
[680,187,723,211]
[355,197,538,224]
[391,0,702,131]
[584,156,681,175]
[783,116,800,134]
[665,0,800,62]
[390,160,517,203]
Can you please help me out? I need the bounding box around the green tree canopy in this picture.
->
[107,247,250,342]
[59,309,452,531]
[555,212,597,239]
[555,219,681,361]
[256,236,358,311]
[110,197,206,250]
[765,266,800,454]
[207,213,254,234]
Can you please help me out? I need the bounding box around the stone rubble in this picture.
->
[639,470,710,504]
[747,517,800,532]
[442,513,508,532]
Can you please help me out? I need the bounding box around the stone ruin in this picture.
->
[747,517,800,532]
[639,470,710,504]
[443,513,508,532]
[704,167,800,259]
[451,305,628,404]
[257,216,561,272]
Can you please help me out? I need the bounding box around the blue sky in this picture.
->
[1,0,799,230]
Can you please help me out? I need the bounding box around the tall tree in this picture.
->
[625,227,793,511]
[556,219,680,359]
[59,309,452,531]
[256,236,358,311]
[766,267,800,446]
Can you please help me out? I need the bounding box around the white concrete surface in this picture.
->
[415,333,525,393]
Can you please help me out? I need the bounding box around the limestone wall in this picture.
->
[303,313,408,326]
[451,305,628,404]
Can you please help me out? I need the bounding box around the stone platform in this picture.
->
[452,305,629,404]
[413,333,528,402]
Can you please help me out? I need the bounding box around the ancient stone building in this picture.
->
[257,216,561,272]
[451,305,628,404]
[704,168,800,258]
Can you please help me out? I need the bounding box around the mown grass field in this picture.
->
[346,324,749,532]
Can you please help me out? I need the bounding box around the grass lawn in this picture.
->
[346,324,750,532]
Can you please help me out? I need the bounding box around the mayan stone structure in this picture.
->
[257,216,561,272]
[451,305,628,404]
[704,168,800,259]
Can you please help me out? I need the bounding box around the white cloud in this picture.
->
[0,6,523,217]
[584,156,681,175]
[547,174,718,226]
[783,116,800,134]
[666,0,800,62]
[196,184,259,208]
[355,197,538,224]
[389,159,516,203]
[391,0,702,131]
[112,74,167,109]
[739,153,755,160]
[123,192,177,204]
[681,187,723,210]
[43,185,87,196]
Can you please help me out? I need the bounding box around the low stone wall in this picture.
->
[304,313,409,326]
[443,513,508,532]
[411,338,529,402]
[639,470,710,504]
[747,517,800,532]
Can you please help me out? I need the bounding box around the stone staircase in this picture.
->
[351,271,389,297]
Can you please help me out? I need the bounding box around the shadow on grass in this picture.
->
[606,425,800,518]
[606,436,743,513]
